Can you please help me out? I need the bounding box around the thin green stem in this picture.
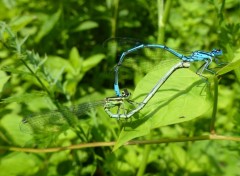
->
[157,0,173,44]
[210,76,219,134]
[2,134,240,153]
[218,0,225,25]
[137,144,151,176]
[20,59,53,100]
[20,58,62,109]
[111,0,119,37]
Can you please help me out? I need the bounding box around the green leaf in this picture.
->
[63,79,78,97]
[114,62,212,150]
[10,15,36,31]
[46,56,73,76]
[1,92,47,104]
[1,65,32,76]
[69,47,82,73]
[217,59,240,75]
[74,21,99,32]
[0,70,10,92]
[82,54,105,73]
[170,144,187,168]
[0,152,40,175]
[217,48,240,75]
[35,9,62,42]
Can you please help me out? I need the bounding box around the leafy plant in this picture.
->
[0,0,240,175]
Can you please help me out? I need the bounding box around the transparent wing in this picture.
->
[20,101,105,134]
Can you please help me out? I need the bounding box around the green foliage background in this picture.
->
[0,0,240,175]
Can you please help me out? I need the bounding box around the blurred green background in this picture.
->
[0,0,240,175]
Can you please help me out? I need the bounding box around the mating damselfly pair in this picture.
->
[20,37,223,134]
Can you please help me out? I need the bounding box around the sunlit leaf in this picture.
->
[170,144,187,168]
[0,152,40,175]
[1,65,31,75]
[46,56,73,76]
[10,15,36,31]
[74,21,99,32]
[217,48,240,75]
[69,47,82,73]
[1,92,47,104]
[82,54,105,73]
[114,61,212,150]
[0,71,10,92]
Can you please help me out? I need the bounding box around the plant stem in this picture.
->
[157,0,173,44]
[136,134,153,176]
[137,144,151,176]
[3,134,240,153]
[210,76,218,134]
[20,59,53,99]
[111,0,119,37]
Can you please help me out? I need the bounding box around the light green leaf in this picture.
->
[170,144,187,168]
[2,0,16,9]
[82,54,105,73]
[69,47,82,73]
[0,152,40,175]
[217,59,240,75]
[35,9,62,42]
[63,79,78,97]
[1,92,47,104]
[0,65,32,76]
[114,62,212,150]
[19,35,29,47]
[217,48,240,75]
[46,56,73,76]
[10,15,36,31]
[74,21,99,32]
[0,71,10,92]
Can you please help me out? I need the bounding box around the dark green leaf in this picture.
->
[35,9,62,42]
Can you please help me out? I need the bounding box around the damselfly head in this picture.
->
[212,49,223,56]
[122,89,131,98]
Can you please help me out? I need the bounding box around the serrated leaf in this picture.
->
[19,35,29,47]
[15,35,29,53]
[1,65,31,75]
[114,62,212,150]
[35,9,62,42]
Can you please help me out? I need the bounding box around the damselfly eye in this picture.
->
[122,89,131,97]
[212,49,223,56]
